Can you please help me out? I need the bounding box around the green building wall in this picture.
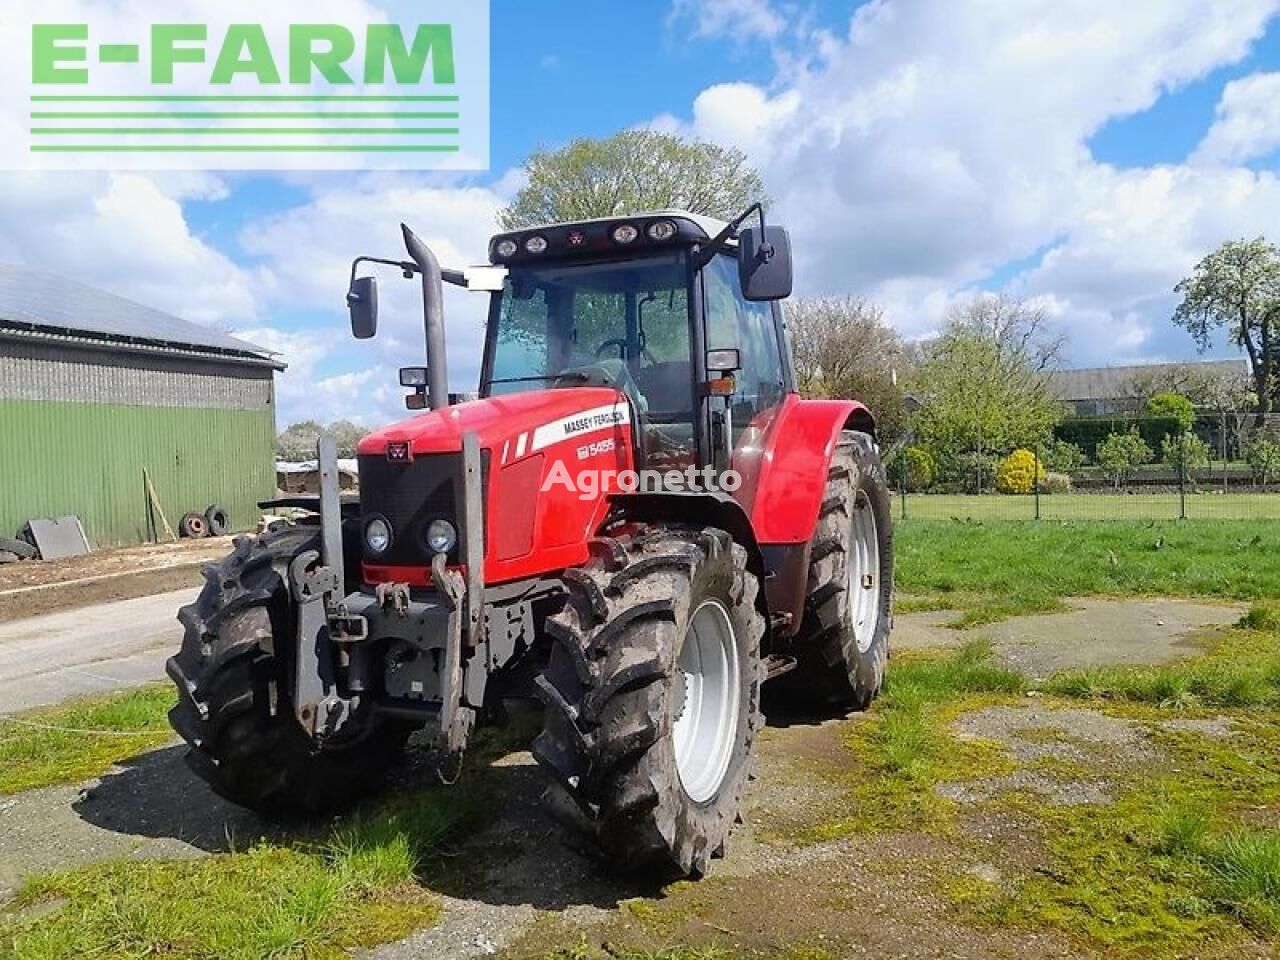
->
[0,398,276,547]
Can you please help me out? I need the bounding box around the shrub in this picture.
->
[1160,433,1211,472]
[1246,437,1280,485]
[1041,438,1085,473]
[1041,471,1073,494]
[952,452,999,494]
[1096,429,1153,489]
[1145,392,1196,434]
[995,449,1046,495]
[903,447,937,491]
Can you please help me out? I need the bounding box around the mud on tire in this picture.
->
[166,528,410,815]
[532,525,765,878]
[787,429,893,709]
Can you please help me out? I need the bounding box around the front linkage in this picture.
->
[294,433,487,756]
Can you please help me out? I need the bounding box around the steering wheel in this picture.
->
[595,338,658,366]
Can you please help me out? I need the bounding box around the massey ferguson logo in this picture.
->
[386,441,411,462]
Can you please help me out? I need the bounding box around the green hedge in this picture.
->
[1055,415,1185,457]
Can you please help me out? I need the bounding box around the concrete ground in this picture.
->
[893,597,1244,677]
[0,588,194,714]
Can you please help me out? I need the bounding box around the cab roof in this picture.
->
[488,210,734,265]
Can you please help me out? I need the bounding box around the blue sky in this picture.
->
[4,0,1280,426]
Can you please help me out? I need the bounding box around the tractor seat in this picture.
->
[632,361,694,419]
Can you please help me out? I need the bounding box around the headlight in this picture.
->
[611,223,639,245]
[647,220,677,241]
[525,235,548,254]
[364,516,392,555]
[495,239,518,258]
[424,518,458,555]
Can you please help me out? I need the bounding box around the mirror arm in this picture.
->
[693,202,767,269]
[349,256,470,288]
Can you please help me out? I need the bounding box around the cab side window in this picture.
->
[704,255,786,449]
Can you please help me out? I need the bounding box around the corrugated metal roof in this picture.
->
[1049,359,1248,402]
[0,263,275,365]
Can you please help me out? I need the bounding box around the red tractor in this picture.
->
[167,205,893,877]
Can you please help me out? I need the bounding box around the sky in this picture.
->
[3,0,1280,428]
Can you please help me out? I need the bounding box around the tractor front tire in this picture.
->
[533,526,765,878]
[790,429,893,709]
[167,528,410,815]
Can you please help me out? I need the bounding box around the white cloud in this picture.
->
[236,176,505,425]
[0,172,254,327]
[1192,71,1280,166]
[672,0,1280,364]
[669,0,787,44]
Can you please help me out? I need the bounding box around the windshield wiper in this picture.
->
[487,372,592,385]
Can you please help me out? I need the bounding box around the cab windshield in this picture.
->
[483,253,696,462]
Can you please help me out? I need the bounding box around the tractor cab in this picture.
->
[480,210,794,475]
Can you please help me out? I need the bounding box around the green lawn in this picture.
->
[895,519,1280,625]
[899,492,1280,521]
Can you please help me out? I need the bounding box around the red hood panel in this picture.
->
[357,388,630,456]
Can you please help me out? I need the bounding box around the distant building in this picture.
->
[0,264,284,546]
[1049,359,1249,417]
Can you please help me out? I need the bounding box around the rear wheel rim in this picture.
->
[849,491,881,654]
[672,599,740,804]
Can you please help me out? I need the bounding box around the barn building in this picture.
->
[0,264,283,546]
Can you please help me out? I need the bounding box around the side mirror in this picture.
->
[738,226,793,302]
[347,276,379,339]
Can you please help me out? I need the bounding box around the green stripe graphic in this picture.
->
[32,128,461,136]
[31,144,462,153]
[30,95,460,103]
[32,112,459,120]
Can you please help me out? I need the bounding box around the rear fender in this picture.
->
[747,397,875,546]
[741,398,874,633]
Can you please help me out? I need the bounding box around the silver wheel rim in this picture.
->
[672,599,740,804]
[849,491,882,654]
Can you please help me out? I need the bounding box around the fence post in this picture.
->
[1178,431,1188,520]
[1034,443,1042,521]
[900,452,908,522]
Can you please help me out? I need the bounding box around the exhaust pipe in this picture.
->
[401,223,450,411]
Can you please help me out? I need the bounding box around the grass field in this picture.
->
[899,491,1280,521]
[895,518,1280,625]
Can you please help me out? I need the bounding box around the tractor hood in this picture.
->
[357,387,632,458]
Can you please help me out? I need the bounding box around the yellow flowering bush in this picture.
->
[995,449,1045,495]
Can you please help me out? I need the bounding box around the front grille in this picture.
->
[359,453,461,566]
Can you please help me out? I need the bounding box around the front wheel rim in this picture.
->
[848,491,882,654]
[672,599,740,804]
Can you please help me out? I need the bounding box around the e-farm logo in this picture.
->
[7,2,490,171]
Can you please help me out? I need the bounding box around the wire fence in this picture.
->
[888,411,1280,522]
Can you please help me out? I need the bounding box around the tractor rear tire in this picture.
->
[533,526,765,878]
[166,528,410,815]
[788,430,893,710]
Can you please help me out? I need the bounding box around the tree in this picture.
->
[276,420,324,461]
[1145,392,1196,434]
[325,420,369,458]
[1245,437,1280,485]
[910,295,1065,472]
[499,130,766,230]
[1097,430,1153,489]
[1173,238,1280,416]
[276,420,369,460]
[787,296,916,443]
